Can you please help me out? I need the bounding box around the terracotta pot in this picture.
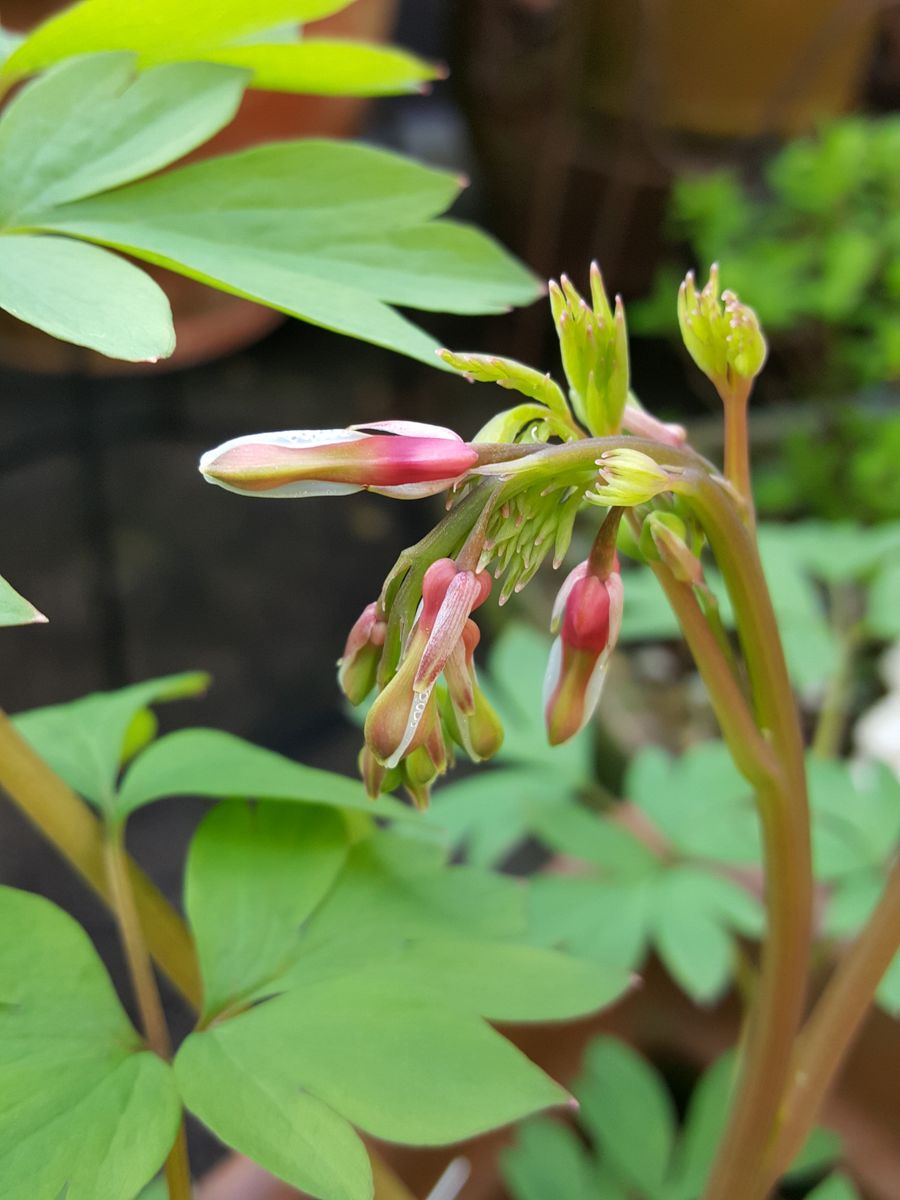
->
[0,0,400,374]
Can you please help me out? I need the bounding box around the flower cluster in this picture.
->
[200,262,758,806]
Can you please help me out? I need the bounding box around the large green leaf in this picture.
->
[0,572,46,626]
[13,671,208,815]
[1,1,356,82]
[197,39,440,96]
[0,54,246,222]
[0,233,175,361]
[28,139,458,242]
[186,801,349,1019]
[175,1031,372,1200]
[28,140,540,362]
[177,805,621,1195]
[178,980,568,1148]
[117,727,414,821]
[0,887,180,1200]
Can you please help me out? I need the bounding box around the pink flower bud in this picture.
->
[199,421,478,500]
[338,601,387,705]
[364,559,491,775]
[543,566,624,745]
[443,620,504,761]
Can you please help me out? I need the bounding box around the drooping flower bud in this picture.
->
[199,420,478,500]
[363,558,491,796]
[677,265,767,400]
[544,564,624,745]
[442,620,504,761]
[338,602,386,705]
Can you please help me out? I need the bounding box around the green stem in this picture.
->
[103,822,193,1199]
[684,473,811,1200]
[763,859,900,1189]
[722,381,754,524]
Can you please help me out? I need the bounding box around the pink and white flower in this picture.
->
[544,561,624,745]
[199,420,478,500]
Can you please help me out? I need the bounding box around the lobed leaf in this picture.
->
[117,726,414,821]
[13,671,208,816]
[0,887,180,1200]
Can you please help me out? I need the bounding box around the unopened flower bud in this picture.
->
[549,266,629,437]
[588,449,674,507]
[544,564,624,745]
[200,420,478,500]
[363,558,491,772]
[442,620,504,761]
[338,602,386,705]
[640,512,703,584]
[677,265,767,399]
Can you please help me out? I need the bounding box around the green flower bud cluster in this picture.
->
[549,264,630,437]
[677,264,767,399]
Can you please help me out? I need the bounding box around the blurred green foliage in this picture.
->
[633,117,900,392]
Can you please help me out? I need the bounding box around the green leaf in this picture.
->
[0,887,180,1200]
[13,671,208,815]
[651,868,761,1004]
[0,572,46,626]
[0,233,175,361]
[136,1180,168,1200]
[175,1030,372,1200]
[809,757,900,881]
[501,1120,602,1200]
[342,937,630,1024]
[427,767,565,868]
[527,873,652,972]
[486,623,590,779]
[826,870,884,935]
[876,948,900,1017]
[627,742,761,866]
[868,559,900,638]
[178,979,568,1147]
[282,219,539,315]
[576,1036,676,1192]
[267,830,527,986]
[2,1,357,82]
[117,727,414,821]
[669,1054,734,1195]
[198,39,440,97]
[785,1125,843,1180]
[805,1172,863,1200]
[0,54,246,222]
[186,801,350,1019]
[530,801,659,878]
[30,140,537,362]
